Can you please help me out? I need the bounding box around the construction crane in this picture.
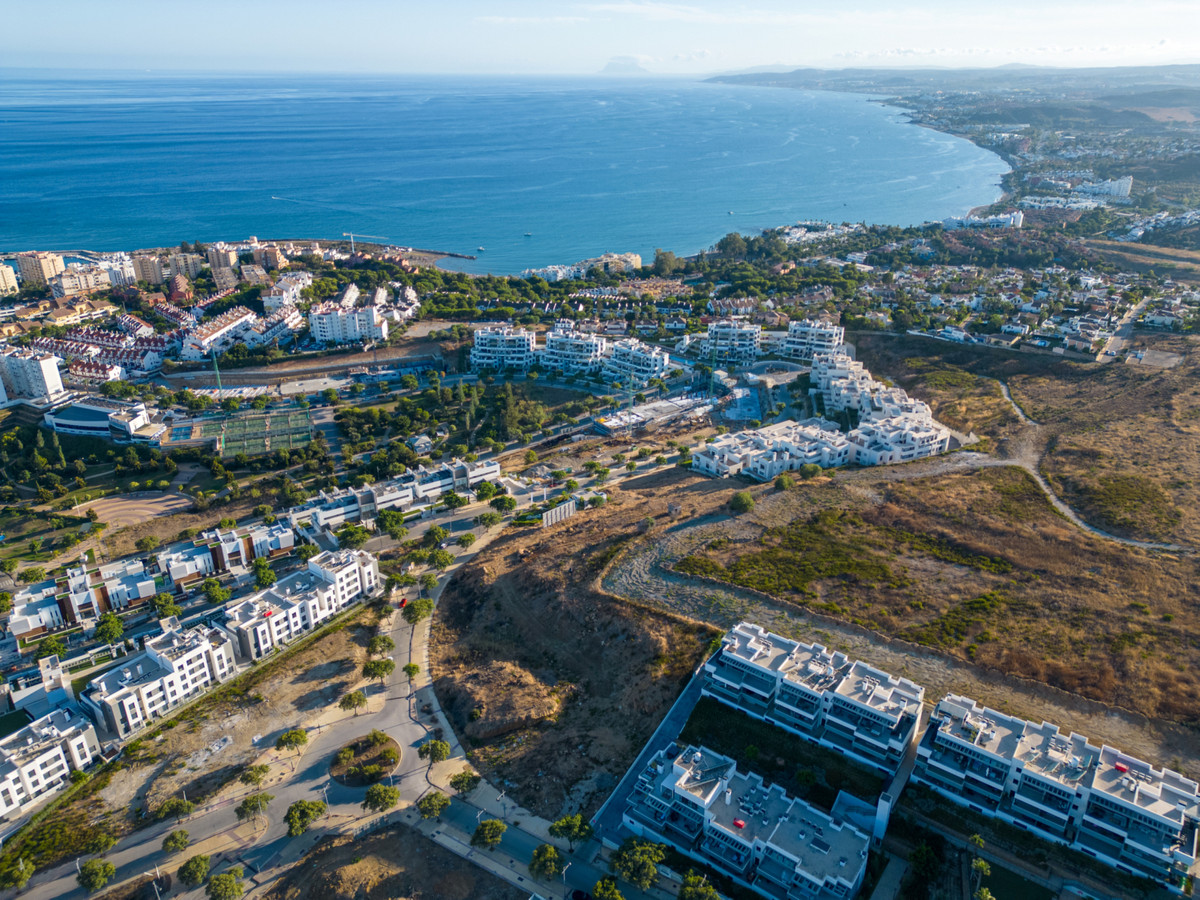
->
[341,232,390,253]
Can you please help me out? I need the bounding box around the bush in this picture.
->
[730,491,755,514]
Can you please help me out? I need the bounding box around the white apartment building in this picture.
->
[604,338,671,386]
[180,306,258,360]
[169,253,205,279]
[81,620,237,737]
[700,319,761,365]
[287,458,501,531]
[624,744,869,900]
[307,302,388,345]
[469,325,537,372]
[245,305,303,348]
[0,265,18,295]
[0,346,65,402]
[692,419,852,479]
[224,550,380,659]
[8,554,158,640]
[541,322,608,373]
[16,252,65,287]
[781,320,845,361]
[703,622,924,775]
[263,272,312,312]
[207,247,237,270]
[0,709,101,817]
[101,256,137,287]
[913,694,1200,886]
[132,255,165,285]
[50,266,111,298]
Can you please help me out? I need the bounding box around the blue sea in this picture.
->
[0,72,1008,275]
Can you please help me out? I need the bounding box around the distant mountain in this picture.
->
[601,57,651,76]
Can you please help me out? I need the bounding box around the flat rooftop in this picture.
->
[832,660,921,721]
[1091,746,1199,824]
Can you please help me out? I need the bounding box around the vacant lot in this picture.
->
[430,470,726,820]
[264,824,525,900]
[855,331,1200,546]
[668,465,1200,726]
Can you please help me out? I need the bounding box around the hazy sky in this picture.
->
[7,0,1199,75]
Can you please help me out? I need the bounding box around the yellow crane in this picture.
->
[341,232,390,253]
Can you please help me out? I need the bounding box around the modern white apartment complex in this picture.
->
[0,346,65,402]
[287,458,501,531]
[470,325,538,372]
[132,255,166,285]
[101,256,137,287]
[155,522,296,592]
[263,272,313,311]
[913,694,1199,885]
[180,306,258,360]
[9,555,158,640]
[307,302,388,345]
[244,305,303,348]
[692,419,852,479]
[781,320,845,361]
[0,709,101,817]
[702,623,924,775]
[224,549,380,659]
[700,319,762,364]
[604,338,672,385]
[16,252,65,287]
[623,744,869,900]
[81,620,237,738]
[542,322,609,373]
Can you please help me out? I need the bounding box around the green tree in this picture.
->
[206,866,245,900]
[548,813,594,851]
[424,524,449,547]
[610,837,666,890]
[339,689,368,716]
[729,491,755,514]
[93,612,124,645]
[158,797,195,822]
[162,830,190,853]
[774,473,795,491]
[252,556,276,589]
[449,768,481,795]
[402,662,420,682]
[418,572,439,595]
[151,591,183,619]
[402,596,434,625]
[361,783,400,814]
[529,843,563,879]
[442,490,469,509]
[593,876,625,900]
[362,658,395,684]
[471,819,507,848]
[239,764,270,788]
[235,792,273,823]
[678,870,721,900]
[35,635,66,659]
[77,859,116,893]
[275,729,308,759]
[416,791,451,819]
[179,855,211,888]
[489,495,516,513]
[456,533,476,549]
[429,548,455,570]
[475,511,503,529]
[87,831,118,856]
[336,523,371,549]
[799,462,821,480]
[367,634,395,656]
[202,577,231,605]
[418,738,451,766]
[284,800,326,837]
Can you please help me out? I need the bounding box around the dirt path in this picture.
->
[599,510,1200,777]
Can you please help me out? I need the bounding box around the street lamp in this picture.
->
[497,790,507,820]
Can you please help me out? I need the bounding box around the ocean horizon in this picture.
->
[0,72,1008,275]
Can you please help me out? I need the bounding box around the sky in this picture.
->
[6,0,1200,75]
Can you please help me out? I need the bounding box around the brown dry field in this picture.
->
[430,471,725,821]
[264,825,526,900]
[855,331,1200,546]
[1084,239,1200,276]
[674,464,1200,726]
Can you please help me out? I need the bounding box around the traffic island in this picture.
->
[329,730,402,787]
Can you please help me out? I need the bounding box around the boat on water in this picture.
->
[524,232,532,236]
[477,246,485,251]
